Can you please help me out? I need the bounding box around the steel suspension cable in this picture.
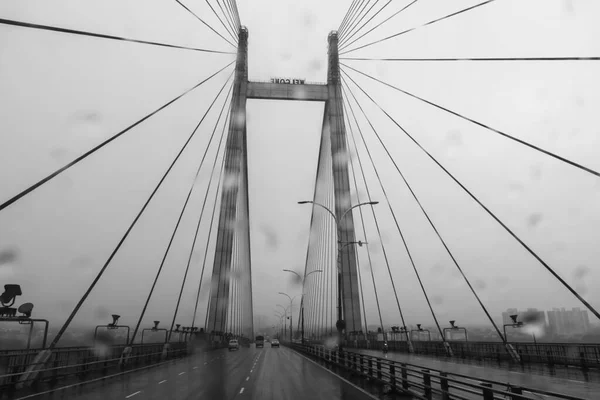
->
[216,0,238,39]
[229,211,239,334]
[342,56,600,62]
[343,106,383,336]
[313,191,328,338]
[339,0,419,52]
[342,63,600,178]
[323,187,335,337]
[342,78,507,343]
[48,70,233,349]
[342,81,447,345]
[338,0,393,49]
[346,144,370,334]
[339,0,370,41]
[228,0,242,28]
[339,0,384,48]
[175,0,236,48]
[129,83,233,345]
[204,0,238,43]
[169,105,234,339]
[338,0,361,35]
[191,113,231,330]
[0,61,234,213]
[0,18,234,54]
[224,0,240,29]
[341,0,496,55]
[341,68,600,322]
[309,219,325,337]
[198,157,227,332]
[300,126,326,339]
[341,86,411,334]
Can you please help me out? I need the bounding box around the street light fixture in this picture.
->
[443,320,468,342]
[410,324,431,342]
[299,200,378,352]
[279,292,301,342]
[283,269,322,344]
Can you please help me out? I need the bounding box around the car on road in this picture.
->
[271,339,280,348]
[228,339,239,351]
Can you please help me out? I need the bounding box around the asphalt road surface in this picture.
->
[17,346,379,400]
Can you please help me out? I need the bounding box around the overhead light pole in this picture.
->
[283,269,322,344]
[298,200,378,352]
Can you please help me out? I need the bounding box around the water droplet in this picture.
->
[573,265,589,279]
[474,279,486,290]
[0,248,18,266]
[94,306,110,321]
[527,213,543,227]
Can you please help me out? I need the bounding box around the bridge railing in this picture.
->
[291,343,586,400]
[347,337,600,368]
[0,342,188,391]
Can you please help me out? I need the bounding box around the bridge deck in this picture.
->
[246,81,328,101]
[30,347,376,400]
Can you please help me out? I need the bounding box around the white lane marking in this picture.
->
[126,391,141,398]
[158,380,167,384]
[178,372,186,375]
[246,377,249,381]
[250,369,253,373]
[193,366,198,369]
[240,388,245,394]
[204,362,208,365]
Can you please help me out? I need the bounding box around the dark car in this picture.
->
[271,339,280,347]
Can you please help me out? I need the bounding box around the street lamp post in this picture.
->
[276,304,289,339]
[283,269,322,344]
[443,320,468,342]
[299,200,378,352]
[279,292,301,342]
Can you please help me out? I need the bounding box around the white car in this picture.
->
[228,339,239,351]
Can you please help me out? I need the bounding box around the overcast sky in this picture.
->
[0,0,599,342]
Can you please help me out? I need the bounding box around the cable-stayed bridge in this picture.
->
[1,0,599,399]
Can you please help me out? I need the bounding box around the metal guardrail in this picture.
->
[0,342,188,392]
[342,338,600,368]
[291,343,587,400]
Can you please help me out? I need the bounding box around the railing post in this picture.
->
[368,358,373,377]
[401,363,409,391]
[509,385,523,400]
[376,359,382,380]
[422,369,432,399]
[389,363,396,390]
[440,372,449,400]
[359,354,364,375]
[481,382,493,400]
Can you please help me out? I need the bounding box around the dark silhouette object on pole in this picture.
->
[0,284,49,349]
[443,320,468,342]
[94,314,131,346]
[141,321,168,344]
[411,324,432,341]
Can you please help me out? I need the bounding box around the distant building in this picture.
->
[547,307,590,336]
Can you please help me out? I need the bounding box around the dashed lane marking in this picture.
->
[240,388,245,394]
[246,377,249,381]
[125,391,141,398]
[178,372,186,375]
[193,366,198,369]
[158,380,167,384]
